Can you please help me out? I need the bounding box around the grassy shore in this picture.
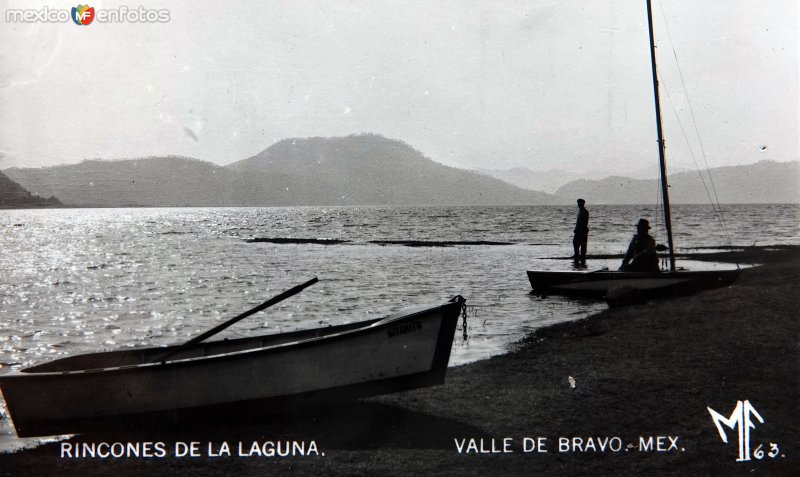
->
[1,246,797,476]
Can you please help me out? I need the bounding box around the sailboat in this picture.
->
[527,0,741,299]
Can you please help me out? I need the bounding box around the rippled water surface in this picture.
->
[0,204,796,450]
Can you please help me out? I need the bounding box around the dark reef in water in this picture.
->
[244,238,513,247]
[370,240,512,247]
[245,238,350,245]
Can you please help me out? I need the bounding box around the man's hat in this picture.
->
[636,218,651,230]
[577,198,585,205]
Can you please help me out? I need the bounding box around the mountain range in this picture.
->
[475,165,684,194]
[552,160,799,204]
[3,135,797,207]
[3,135,553,207]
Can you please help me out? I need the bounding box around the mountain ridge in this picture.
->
[4,135,555,207]
[476,165,693,193]
[4,136,797,206]
[553,160,799,204]
[0,171,61,208]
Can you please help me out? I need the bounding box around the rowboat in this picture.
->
[526,0,741,299]
[0,285,466,437]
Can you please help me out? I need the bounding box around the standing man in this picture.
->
[573,198,589,263]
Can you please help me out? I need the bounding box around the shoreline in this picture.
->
[1,245,797,476]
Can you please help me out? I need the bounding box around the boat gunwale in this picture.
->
[526,268,743,285]
[0,300,460,380]
[527,269,741,278]
[526,268,742,296]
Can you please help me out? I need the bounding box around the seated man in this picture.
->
[619,219,660,272]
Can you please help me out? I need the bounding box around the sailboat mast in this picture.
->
[645,0,676,271]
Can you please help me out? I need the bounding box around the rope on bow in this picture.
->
[449,295,468,341]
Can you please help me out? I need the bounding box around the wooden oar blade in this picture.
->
[152,277,318,364]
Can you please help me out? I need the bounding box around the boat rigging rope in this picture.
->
[661,79,735,248]
[654,0,738,265]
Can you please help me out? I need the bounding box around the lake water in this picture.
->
[0,204,797,450]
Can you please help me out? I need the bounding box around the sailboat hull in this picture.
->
[527,269,741,298]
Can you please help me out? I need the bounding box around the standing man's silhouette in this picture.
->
[572,198,589,263]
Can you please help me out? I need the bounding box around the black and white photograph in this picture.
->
[1,1,798,475]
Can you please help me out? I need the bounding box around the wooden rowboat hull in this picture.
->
[0,297,464,437]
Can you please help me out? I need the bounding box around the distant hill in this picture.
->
[4,135,555,207]
[477,165,695,193]
[4,157,245,207]
[554,161,800,204]
[227,134,555,205]
[0,171,61,208]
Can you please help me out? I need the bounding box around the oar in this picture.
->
[152,277,319,364]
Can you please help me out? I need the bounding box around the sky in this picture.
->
[0,0,797,175]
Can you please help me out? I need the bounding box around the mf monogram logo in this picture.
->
[707,400,783,462]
